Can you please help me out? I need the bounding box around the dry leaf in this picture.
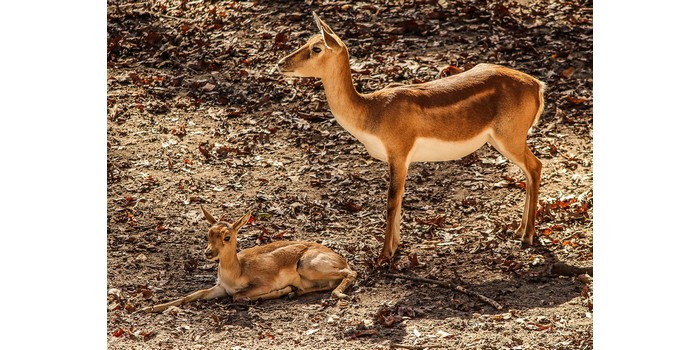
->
[202,83,216,91]
[566,96,588,104]
[436,65,463,79]
[561,67,576,79]
[437,330,453,338]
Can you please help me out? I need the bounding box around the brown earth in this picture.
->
[107,0,593,349]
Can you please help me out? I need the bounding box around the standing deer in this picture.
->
[141,207,356,313]
[278,13,545,264]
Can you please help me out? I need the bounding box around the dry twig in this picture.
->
[392,343,444,349]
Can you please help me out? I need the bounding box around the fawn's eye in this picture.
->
[312,46,322,53]
[224,236,231,242]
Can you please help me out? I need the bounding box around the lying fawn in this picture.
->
[141,207,356,313]
[278,13,545,264]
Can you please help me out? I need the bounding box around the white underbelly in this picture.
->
[347,127,490,164]
[409,131,490,163]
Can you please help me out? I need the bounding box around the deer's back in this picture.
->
[361,64,542,142]
[238,241,333,271]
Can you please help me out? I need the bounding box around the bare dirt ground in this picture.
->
[107,0,592,349]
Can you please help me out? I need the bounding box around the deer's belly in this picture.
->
[409,131,490,162]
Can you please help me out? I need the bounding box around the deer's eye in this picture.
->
[312,46,322,53]
[224,236,231,242]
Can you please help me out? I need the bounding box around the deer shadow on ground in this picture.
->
[337,244,591,346]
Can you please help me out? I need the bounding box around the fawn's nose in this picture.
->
[204,247,213,259]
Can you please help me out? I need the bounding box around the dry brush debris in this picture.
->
[108,0,592,349]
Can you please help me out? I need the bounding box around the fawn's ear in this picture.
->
[201,205,217,225]
[313,12,341,48]
[231,211,252,232]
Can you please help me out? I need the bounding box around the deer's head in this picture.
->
[277,12,348,79]
[201,206,251,261]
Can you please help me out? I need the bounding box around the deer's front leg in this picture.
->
[378,157,408,265]
[140,285,227,313]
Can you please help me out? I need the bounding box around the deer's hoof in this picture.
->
[332,291,349,300]
[376,254,392,266]
[520,234,534,247]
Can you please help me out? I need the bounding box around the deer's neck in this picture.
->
[321,57,368,133]
[218,242,241,282]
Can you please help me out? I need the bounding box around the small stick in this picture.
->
[392,343,444,349]
[107,2,148,9]
[386,273,503,310]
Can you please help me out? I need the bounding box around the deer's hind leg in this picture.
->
[296,249,357,299]
[488,134,542,245]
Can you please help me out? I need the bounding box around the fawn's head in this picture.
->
[277,12,348,79]
[201,206,252,261]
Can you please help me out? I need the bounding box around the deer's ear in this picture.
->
[313,12,336,36]
[201,206,217,224]
[313,12,341,48]
[231,211,252,232]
